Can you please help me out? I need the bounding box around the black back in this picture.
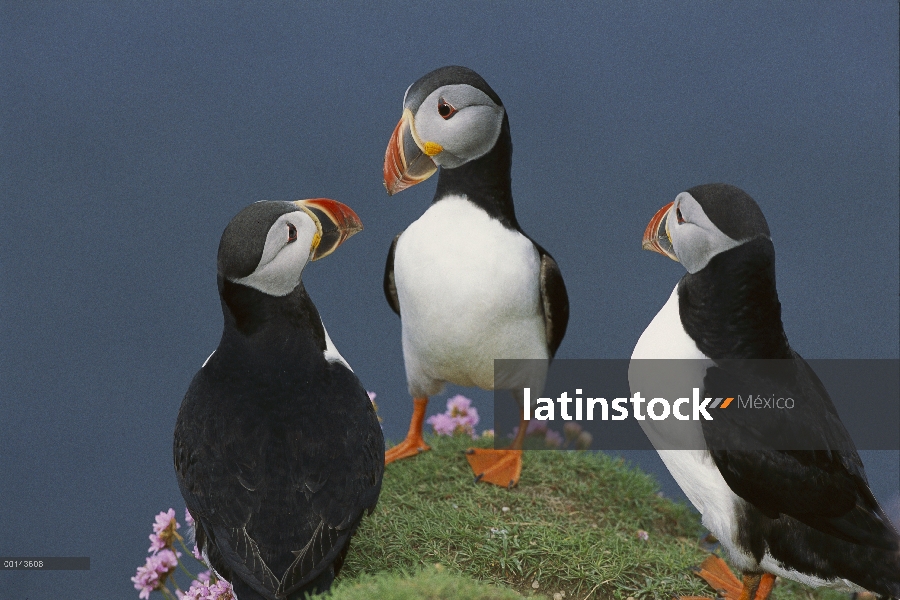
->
[679,235,900,595]
[174,280,384,599]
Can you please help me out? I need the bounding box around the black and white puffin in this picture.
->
[173,199,384,599]
[381,65,569,488]
[630,184,899,599]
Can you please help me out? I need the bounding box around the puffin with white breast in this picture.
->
[382,66,569,488]
[174,199,384,599]
[631,184,899,599]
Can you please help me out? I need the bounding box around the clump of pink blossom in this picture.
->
[134,507,233,600]
[178,571,234,600]
[149,508,183,553]
[132,549,180,599]
[426,395,479,438]
[509,420,592,450]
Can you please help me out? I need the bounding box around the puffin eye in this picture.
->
[437,98,457,120]
[287,222,297,243]
[676,206,685,224]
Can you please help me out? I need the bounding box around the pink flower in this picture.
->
[637,529,650,541]
[192,543,203,561]
[131,549,180,599]
[367,391,376,402]
[148,508,182,553]
[509,419,549,439]
[575,431,593,450]
[447,395,472,415]
[184,508,195,528]
[180,573,234,600]
[544,430,563,448]
[427,395,479,438]
[563,422,582,441]
[427,412,457,436]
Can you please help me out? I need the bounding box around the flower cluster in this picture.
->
[427,395,480,438]
[180,571,234,600]
[133,507,233,600]
[132,549,180,600]
[510,420,593,450]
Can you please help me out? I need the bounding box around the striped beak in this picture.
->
[383,109,438,196]
[293,199,363,261]
[642,201,678,262]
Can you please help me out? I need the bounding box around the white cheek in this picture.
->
[440,105,503,160]
[673,223,741,274]
[233,214,317,297]
[234,242,311,296]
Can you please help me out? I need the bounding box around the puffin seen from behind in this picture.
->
[174,199,384,599]
[381,66,569,488]
[631,184,899,599]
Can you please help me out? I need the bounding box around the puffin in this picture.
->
[381,65,569,488]
[630,184,900,599]
[173,199,384,599]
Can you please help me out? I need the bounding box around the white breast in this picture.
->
[394,196,548,396]
[630,286,866,589]
[630,285,753,569]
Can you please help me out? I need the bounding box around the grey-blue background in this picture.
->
[1,3,897,598]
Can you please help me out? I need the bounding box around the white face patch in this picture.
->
[412,84,504,169]
[232,211,319,296]
[669,192,743,274]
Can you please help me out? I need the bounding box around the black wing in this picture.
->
[174,363,384,598]
[383,234,401,317]
[701,354,899,551]
[533,242,569,357]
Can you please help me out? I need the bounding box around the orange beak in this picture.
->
[293,198,363,261]
[383,110,438,196]
[642,201,678,261]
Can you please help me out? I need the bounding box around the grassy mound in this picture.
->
[333,434,848,600]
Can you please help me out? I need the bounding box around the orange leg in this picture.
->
[680,555,775,600]
[464,411,527,489]
[385,397,431,464]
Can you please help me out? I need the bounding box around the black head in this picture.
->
[402,66,503,112]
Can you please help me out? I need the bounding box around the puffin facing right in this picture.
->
[630,184,899,599]
[174,199,383,599]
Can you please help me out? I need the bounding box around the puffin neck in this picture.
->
[218,277,327,351]
[432,114,519,229]
[678,237,792,360]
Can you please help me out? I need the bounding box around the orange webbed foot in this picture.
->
[465,448,522,489]
[682,555,775,600]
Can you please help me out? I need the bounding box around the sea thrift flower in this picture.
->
[427,395,479,438]
[427,412,457,436]
[184,508,195,528]
[544,429,563,448]
[510,419,549,439]
[181,573,234,600]
[575,431,593,450]
[149,508,183,553]
[563,422,582,442]
[132,549,181,599]
[637,529,650,541]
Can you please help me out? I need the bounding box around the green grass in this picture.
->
[331,434,853,600]
[327,566,532,600]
